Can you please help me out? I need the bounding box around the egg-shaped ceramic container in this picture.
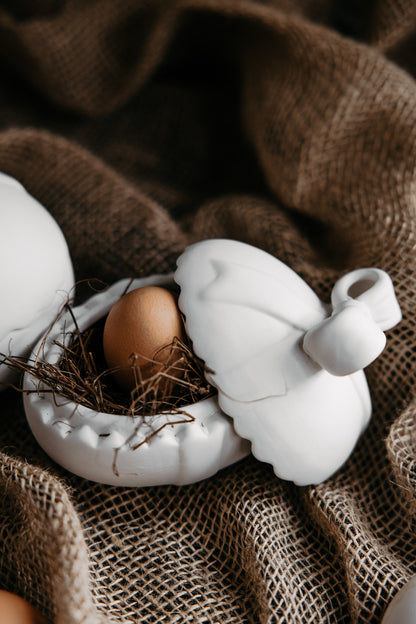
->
[0,172,74,390]
[175,238,402,485]
[382,576,416,623]
[23,274,250,486]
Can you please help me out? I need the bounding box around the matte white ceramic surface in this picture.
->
[175,238,401,485]
[0,172,74,389]
[23,275,250,486]
[382,576,416,624]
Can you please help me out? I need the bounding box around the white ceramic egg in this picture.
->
[0,172,74,389]
[23,275,250,486]
[175,238,401,485]
[382,577,416,624]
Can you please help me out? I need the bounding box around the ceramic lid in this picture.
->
[175,238,402,485]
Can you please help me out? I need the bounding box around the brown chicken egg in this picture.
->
[103,285,186,392]
[0,590,46,624]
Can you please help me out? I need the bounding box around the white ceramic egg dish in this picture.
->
[23,274,250,486]
[22,236,401,487]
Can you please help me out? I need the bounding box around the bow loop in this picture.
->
[331,267,402,330]
[303,268,401,376]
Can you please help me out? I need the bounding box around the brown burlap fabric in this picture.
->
[1,1,416,622]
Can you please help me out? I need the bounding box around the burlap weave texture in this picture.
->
[0,1,416,622]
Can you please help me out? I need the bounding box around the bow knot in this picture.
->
[303,268,402,376]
